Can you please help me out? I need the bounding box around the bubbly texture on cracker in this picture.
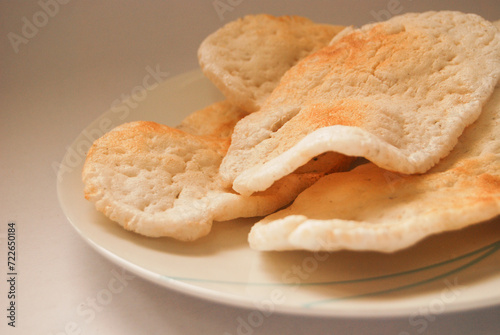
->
[82,101,319,241]
[249,85,500,252]
[220,11,500,196]
[198,14,345,113]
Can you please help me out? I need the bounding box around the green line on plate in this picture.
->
[302,241,500,308]
[160,240,500,287]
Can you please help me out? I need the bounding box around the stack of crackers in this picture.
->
[82,12,500,253]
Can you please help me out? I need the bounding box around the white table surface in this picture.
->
[1,1,499,334]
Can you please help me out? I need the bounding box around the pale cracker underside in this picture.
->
[198,14,345,113]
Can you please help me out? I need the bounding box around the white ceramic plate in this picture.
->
[57,69,500,317]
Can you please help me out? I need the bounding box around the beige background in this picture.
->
[1,1,499,334]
